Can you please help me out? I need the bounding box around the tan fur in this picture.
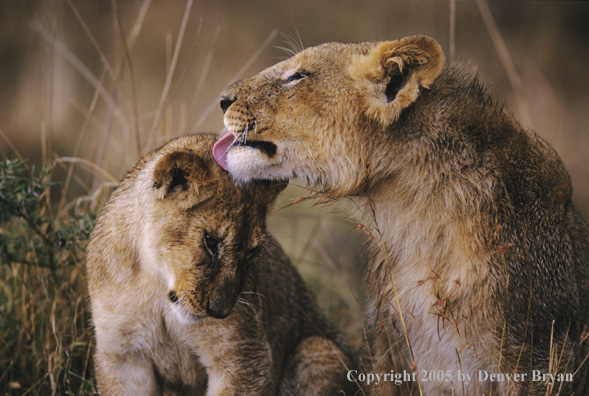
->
[86,134,355,396]
[217,36,589,395]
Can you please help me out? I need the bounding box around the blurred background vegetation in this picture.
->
[0,1,588,394]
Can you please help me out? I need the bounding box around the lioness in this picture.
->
[86,134,355,396]
[213,36,589,395]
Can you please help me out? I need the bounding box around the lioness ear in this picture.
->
[152,150,214,207]
[353,35,444,125]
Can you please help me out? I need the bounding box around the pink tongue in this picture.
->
[213,132,236,171]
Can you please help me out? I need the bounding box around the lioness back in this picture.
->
[215,36,589,395]
[87,133,355,396]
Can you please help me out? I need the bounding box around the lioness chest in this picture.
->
[365,195,500,393]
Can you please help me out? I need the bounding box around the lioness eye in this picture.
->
[285,70,308,83]
[204,232,219,256]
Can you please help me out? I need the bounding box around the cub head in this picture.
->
[147,135,286,320]
[213,35,444,196]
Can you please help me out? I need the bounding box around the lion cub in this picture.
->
[86,134,354,396]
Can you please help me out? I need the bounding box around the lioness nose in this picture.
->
[219,96,236,114]
[168,290,179,303]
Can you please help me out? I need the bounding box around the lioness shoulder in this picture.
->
[87,133,355,395]
[215,36,589,395]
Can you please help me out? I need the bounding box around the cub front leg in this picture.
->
[279,335,355,396]
[94,348,159,396]
[200,336,275,396]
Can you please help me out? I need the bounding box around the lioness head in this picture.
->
[147,135,286,320]
[213,35,444,196]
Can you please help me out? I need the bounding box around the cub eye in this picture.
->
[247,245,262,259]
[285,70,308,83]
[204,232,219,256]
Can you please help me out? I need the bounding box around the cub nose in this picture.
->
[219,96,236,114]
[206,300,232,319]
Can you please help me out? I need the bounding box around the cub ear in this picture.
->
[353,35,445,125]
[261,180,288,204]
[152,150,214,207]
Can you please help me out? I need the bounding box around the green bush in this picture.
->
[0,159,97,395]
